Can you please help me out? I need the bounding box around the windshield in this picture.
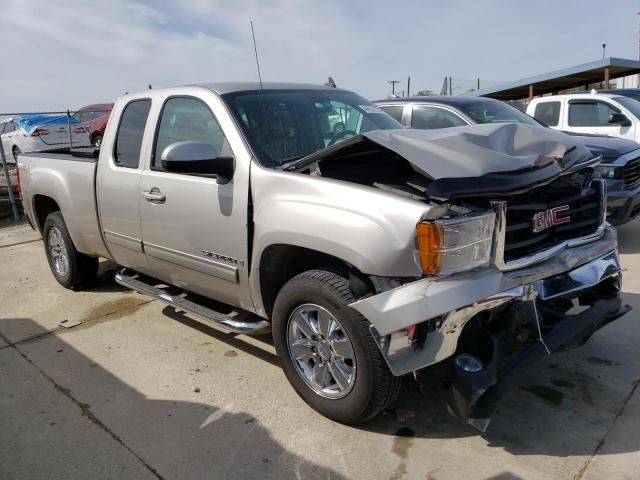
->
[222,89,402,167]
[457,100,542,126]
[617,93,640,102]
[614,96,640,120]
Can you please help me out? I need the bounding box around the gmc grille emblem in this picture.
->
[532,205,571,233]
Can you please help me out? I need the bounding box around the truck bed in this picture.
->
[18,150,109,258]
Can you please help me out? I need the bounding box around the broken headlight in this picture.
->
[416,212,495,276]
[595,164,618,179]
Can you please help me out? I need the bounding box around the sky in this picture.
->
[1,0,639,112]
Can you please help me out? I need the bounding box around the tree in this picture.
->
[416,89,434,96]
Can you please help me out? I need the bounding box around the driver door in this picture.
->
[139,95,251,308]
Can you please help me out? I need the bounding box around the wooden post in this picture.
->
[604,66,610,89]
[528,84,534,101]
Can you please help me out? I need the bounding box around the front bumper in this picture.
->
[349,227,630,430]
[449,292,629,431]
[350,226,619,374]
[606,183,640,225]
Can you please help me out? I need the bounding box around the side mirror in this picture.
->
[161,141,234,184]
[608,113,631,127]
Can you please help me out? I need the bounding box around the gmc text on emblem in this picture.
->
[532,205,571,233]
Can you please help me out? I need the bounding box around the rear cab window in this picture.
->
[533,101,560,127]
[411,105,467,129]
[113,99,152,168]
[378,105,405,123]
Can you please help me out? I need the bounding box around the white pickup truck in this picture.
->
[17,82,629,431]
[527,91,640,142]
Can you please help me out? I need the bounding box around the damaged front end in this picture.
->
[446,252,627,432]
[330,124,633,431]
[354,241,629,432]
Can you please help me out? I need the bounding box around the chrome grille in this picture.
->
[501,178,604,263]
[624,157,640,189]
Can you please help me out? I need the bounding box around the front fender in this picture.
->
[248,164,431,314]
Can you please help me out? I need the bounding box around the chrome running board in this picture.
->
[115,268,271,336]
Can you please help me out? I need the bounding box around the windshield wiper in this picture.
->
[278,155,307,171]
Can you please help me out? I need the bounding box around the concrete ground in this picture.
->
[1,222,639,480]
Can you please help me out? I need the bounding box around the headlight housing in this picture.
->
[416,211,495,276]
[595,164,618,179]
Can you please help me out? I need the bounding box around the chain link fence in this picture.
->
[0,108,111,223]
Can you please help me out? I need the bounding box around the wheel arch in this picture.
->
[33,194,61,233]
[256,244,374,319]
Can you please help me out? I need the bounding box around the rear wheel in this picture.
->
[43,212,98,290]
[272,269,401,424]
[12,146,21,162]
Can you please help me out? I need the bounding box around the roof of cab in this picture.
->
[199,81,346,95]
[529,92,621,102]
[374,96,497,106]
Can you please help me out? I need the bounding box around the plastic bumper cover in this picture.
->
[349,227,619,376]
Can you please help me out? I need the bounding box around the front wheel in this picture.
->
[12,146,21,162]
[272,270,401,424]
[43,212,98,290]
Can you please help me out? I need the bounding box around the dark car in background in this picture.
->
[374,96,640,226]
[74,103,113,147]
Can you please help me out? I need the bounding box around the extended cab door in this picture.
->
[96,97,152,273]
[563,99,636,140]
[139,93,252,309]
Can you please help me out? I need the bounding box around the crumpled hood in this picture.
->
[361,122,593,180]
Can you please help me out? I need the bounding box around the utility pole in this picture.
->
[407,76,411,97]
[387,80,400,96]
[602,43,606,59]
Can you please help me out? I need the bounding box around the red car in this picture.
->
[74,103,113,147]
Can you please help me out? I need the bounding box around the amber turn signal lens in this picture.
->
[416,222,442,275]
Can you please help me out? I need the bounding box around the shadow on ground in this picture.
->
[616,220,640,255]
[0,317,345,479]
[82,259,130,293]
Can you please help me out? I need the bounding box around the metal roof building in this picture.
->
[467,57,640,101]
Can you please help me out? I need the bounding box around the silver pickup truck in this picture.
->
[17,82,630,431]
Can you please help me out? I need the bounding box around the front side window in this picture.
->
[114,99,151,168]
[153,97,229,170]
[533,101,561,127]
[568,101,620,127]
[379,105,404,123]
[411,106,467,129]
[222,89,401,167]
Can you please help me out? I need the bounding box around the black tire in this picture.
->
[12,146,21,162]
[92,135,103,148]
[272,269,401,424]
[43,211,98,290]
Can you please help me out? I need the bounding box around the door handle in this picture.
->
[143,189,166,203]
